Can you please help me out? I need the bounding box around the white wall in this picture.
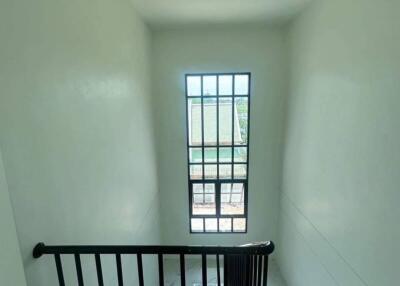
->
[0,149,26,286]
[0,0,161,285]
[278,0,400,285]
[153,25,288,246]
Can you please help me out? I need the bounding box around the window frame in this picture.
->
[185,72,251,234]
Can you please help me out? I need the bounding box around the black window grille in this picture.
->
[185,73,251,233]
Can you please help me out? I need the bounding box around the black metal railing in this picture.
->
[33,241,274,286]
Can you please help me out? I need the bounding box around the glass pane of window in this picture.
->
[192,183,215,215]
[232,183,243,193]
[205,183,215,193]
[233,218,246,232]
[203,76,217,96]
[221,182,231,192]
[204,165,217,179]
[191,218,204,232]
[231,194,242,203]
[193,194,204,203]
[221,183,231,203]
[193,201,215,215]
[193,183,203,193]
[218,98,232,145]
[234,74,249,95]
[190,165,202,180]
[219,75,233,95]
[221,193,230,203]
[234,147,247,162]
[187,76,201,96]
[219,164,232,179]
[219,147,232,163]
[188,98,202,146]
[189,147,202,163]
[203,98,217,145]
[205,218,218,232]
[221,183,244,215]
[204,148,217,163]
[219,218,232,232]
[234,97,248,145]
[233,164,247,179]
[204,194,215,203]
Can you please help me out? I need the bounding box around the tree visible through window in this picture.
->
[185,73,250,233]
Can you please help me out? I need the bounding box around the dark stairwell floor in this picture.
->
[164,257,286,286]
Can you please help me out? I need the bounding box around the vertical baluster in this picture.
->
[252,255,257,286]
[180,254,186,286]
[248,255,253,286]
[202,254,207,286]
[158,254,164,286]
[235,255,242,286]
[54,254,65,286]
[245,255,250,286]
[227,255,233,286]
[95,254,104,286]
[240,255,247,285]
[216,254,221,286]
[116,254,123,286]
[234,255,239,286]
[240,255,245,286]
[137,253,144,286]
[239,255,244,286]
[257,255,262,286]
[223,255,228,286]
[262,255,269,286]
[74,254,84,286]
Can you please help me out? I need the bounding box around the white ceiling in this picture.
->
[131,0,312,27]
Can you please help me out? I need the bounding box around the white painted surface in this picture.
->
[153,26,287,247]
[0,0,160,285]
[131,0,312,27]
[0,149,26,286]
[278,0,400,285]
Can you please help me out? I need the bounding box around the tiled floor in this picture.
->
[164,257,286,286]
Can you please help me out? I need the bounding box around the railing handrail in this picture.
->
[33,241,274,258]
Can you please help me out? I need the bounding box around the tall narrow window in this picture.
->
[185,73,250,233]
